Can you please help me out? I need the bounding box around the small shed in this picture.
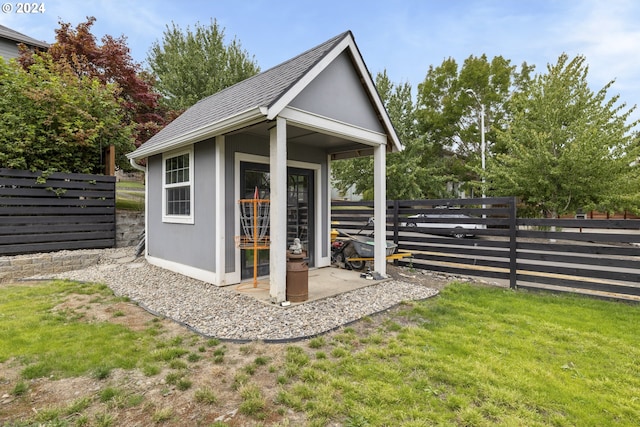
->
[127,31,402,303]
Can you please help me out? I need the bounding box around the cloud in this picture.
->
[562,0,640,90]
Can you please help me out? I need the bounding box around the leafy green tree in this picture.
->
[19,17,168,150]
[488,53,639,217]
[331,70,422,200]
[147,19,260,111]
[415,55,533,197]
[0,55,134,174]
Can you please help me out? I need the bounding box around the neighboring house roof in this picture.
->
[0,24,49,49]
[129,30,402,160]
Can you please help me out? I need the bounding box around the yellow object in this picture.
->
[346,251,413,262]
[330,229,339,242]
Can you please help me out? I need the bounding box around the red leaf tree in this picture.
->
[20,16,172,150]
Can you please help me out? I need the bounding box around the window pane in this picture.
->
[165,154,190,185]
[166,186,190,215]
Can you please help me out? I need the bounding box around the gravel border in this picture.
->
[33,247,439,342]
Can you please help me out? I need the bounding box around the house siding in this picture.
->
[0,38,18,60]
[147,140,217,274]
[289,51,385,134]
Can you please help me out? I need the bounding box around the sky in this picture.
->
[1,0,639,124]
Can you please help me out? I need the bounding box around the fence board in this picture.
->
[0,240,114,255]
[0,168,115,255]
[517,250,640,270]
[516,275,640,297]
[518,241,640,257]
[0,223,114,235]
[0,187,114,199]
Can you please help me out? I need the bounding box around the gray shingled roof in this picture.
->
[0,24,49,49]
[133,31,351,156]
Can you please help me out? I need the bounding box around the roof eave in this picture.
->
[128,106,267,160]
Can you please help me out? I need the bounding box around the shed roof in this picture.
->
[0,24,49,49]
[130,31,401,159]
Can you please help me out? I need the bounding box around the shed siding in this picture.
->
[289,51,384,133]
[147,140,217,273]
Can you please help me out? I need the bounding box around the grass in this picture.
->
[194,387,217,405]
[115,180,144,211]
[0,280,157,379]
[277,283,640,426]
[0,280,196,386]
[116,180,144,189]
[1,279,639,425]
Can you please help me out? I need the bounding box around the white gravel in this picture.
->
[36,247,439,341]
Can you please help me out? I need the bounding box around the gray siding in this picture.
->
[147,140,217,273]
[0,38,19,60]
[289,51,384,133]
[147,131,329,277]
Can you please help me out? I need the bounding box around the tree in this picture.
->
[415,55,533,197]
[331,70,422,200]
[0,55,134,174]
[19,17,167,151]
[488,53,639,217]
[147,19,260,111]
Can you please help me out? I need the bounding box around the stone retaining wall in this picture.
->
[0,249,103,283]
[116,210,144,248]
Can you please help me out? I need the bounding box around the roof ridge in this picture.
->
[131,30,378,158]
[194,31,351,106]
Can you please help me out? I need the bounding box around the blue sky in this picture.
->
[2,0,639,124]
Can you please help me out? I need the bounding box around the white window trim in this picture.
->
[162,146,194,224]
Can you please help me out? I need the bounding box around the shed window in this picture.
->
[162,148,194,224]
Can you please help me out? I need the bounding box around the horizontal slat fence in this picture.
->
[514,218,640,299]
[332,197,640,301]
[0,168,116,255]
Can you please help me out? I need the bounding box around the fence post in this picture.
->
[393,200,399,245]
[392,200,399,265]
[509,197,517,289]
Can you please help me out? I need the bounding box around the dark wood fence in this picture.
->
[331,197,640,301]
[0,168,116,255]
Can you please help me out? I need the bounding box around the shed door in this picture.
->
[240,162,314,280]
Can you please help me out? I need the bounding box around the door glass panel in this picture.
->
[241,166,270,279]
[240,163,314,280]
[287,173,311,259]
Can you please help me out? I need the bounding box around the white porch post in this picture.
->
[214,135,226,286]
[373,143,387,277]
[269,117,287,303]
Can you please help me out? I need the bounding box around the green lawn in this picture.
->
[115,180,144,211]
[0,280,638,426]
[115,180,144,189]
[0,281,159,379]
[283,283,640,426]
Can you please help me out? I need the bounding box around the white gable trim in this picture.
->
[266,33,402,153]
[279,106,387,146]
[266,36,352,121]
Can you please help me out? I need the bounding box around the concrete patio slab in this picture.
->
[231,266,388,305]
